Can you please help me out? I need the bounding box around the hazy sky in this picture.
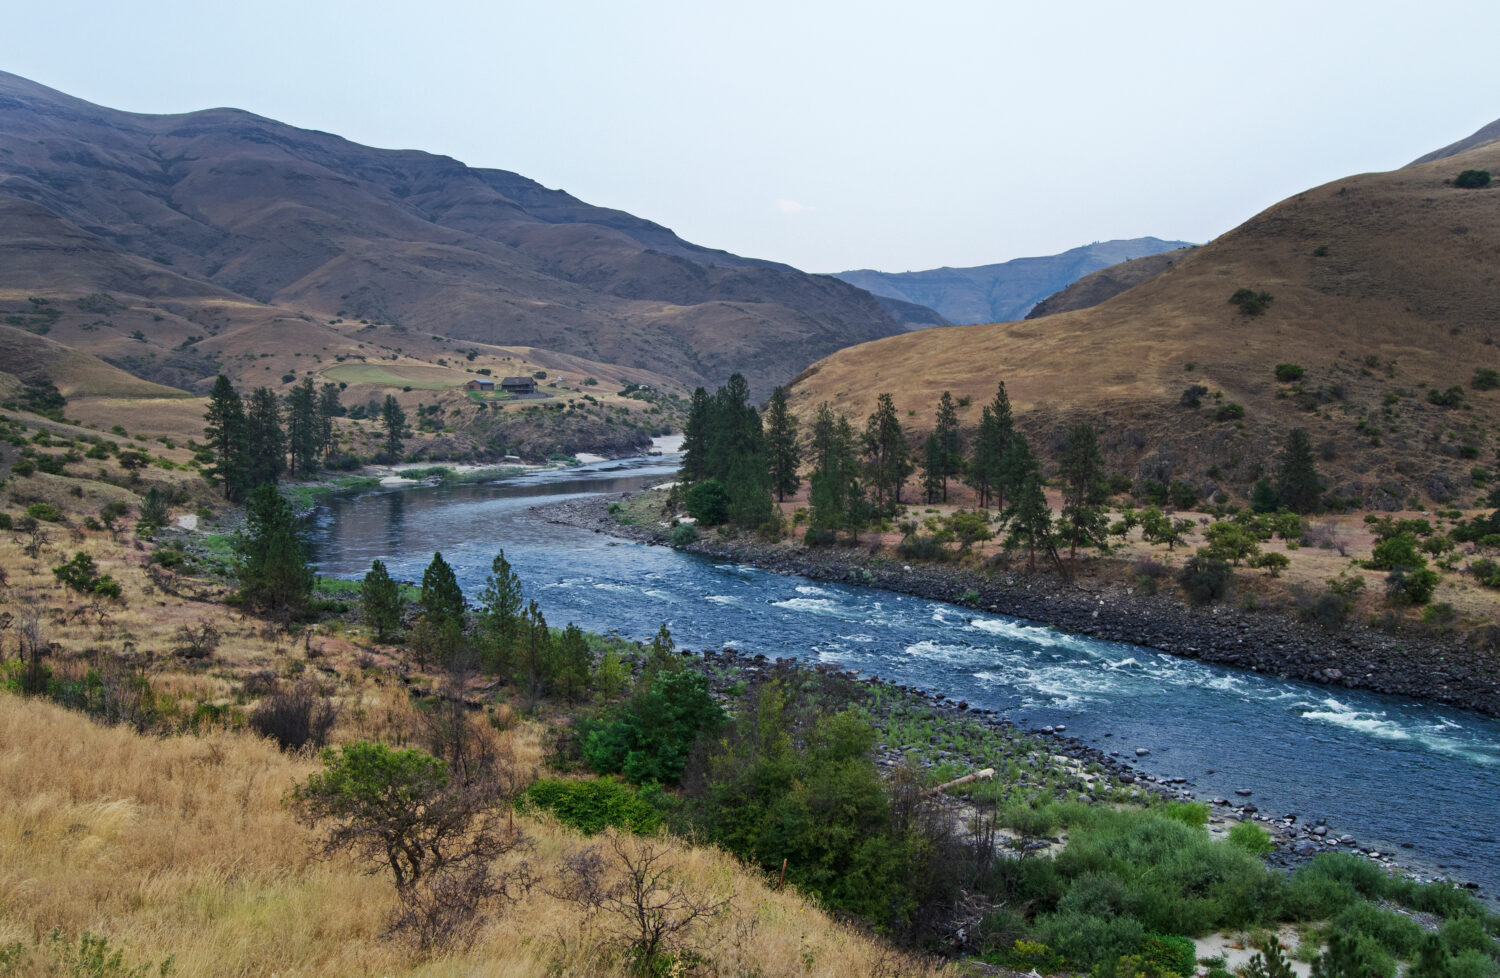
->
[8,1,1500,273]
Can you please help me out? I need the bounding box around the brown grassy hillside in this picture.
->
[790,139,1500,508]
[0,71,903,398]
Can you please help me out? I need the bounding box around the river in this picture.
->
[306,455,1500,896]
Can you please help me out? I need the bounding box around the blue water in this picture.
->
[307,456,1500,894]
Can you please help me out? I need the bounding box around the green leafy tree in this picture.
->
[419,552,466,630]
[582,670,724,784]
[203,374,249,500]
[245,386,286,487]
[1203,520,1263,565]
[236,483,313,620]
[764,385,801,503]
[361,559,403,642]
[380,394,406,463]
[52,552,122,599]
[1276,427,1322,514]
[862,392,912,516]
[1058,422,1110,566]
[1454,169,1491,189]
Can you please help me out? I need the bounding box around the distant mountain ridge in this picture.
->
[0,71,905,397]
[831,237,1195,326]
[1025,247,1199,319]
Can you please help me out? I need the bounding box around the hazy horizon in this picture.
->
[7,1,1499,274]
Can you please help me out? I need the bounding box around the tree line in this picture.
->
[204,374,407,501]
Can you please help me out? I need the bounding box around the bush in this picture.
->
[522,778,662,835]
[683,480,727,526]
[1454,169,1491,189]
[669,523,698,546]
[1229,289,1274,316]
[1179,385,1209,408]
[803,526,838,547]
[1274,363,1305,382]
[1215,402,1245,422]
[26,502,63,523]
[581,670,723,784]
[1227,821,1274,855]
[1428,385,1466,408]
[1472,368,1500,391]
[250,679,339,751]
[1162,801,1209,828]
[1178,555,1232,604]
[1386,566,1440,607]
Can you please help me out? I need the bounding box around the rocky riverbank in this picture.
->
[541,493,1500,720]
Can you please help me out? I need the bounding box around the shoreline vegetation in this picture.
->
[2,413,1498,976]
[548,487,1500,720]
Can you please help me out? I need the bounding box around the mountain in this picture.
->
[831,237,1195,326]
[0,71,905,398]
[1408,116,1500,166]
[789,129,1500,510]
[1025,247,1199,319]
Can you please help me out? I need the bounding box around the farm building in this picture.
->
[500,376,537,395]
[463,377,496,391]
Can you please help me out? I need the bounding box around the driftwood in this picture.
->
[928,768,994,796]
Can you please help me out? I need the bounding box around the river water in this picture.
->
[307,456,1500,895]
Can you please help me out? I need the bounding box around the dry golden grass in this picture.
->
[789,141,1500,509]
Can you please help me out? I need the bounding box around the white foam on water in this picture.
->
[796,585,832,597]
[967,616,1091,651]
[771,596,845,616]
[704,594,738,606]
[840,633,877,644]
[903,639,984,665]
[1300,701,1500,765]
[642,589,673,600]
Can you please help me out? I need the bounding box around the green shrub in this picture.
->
[1230,289,1274,316]
[580,670,723,784]
[1227,821,1274,855]
[1178,555,1232,604]
[521,777,662,834]
[1472,368,1500,391]
[1386,566,1440,606]
[683,479,728,526]
[1215,402,1245,422]
[1136,933,1198,977]
[670,523,698,546]
[1454,169,1491,189]
[1428,385,1466,408]
[1274,363,1305,382]
[11,459,35,477]
[26,502,63,522]
[1162,801,1209,829]
[1330,900,1426,958]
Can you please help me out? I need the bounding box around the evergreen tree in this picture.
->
[764,385,801,502]
[680,387,712,483]
[862,392,912,517]
[518,600,551,708]
[1276,427,1322,514]
[245,387,286,487]
[475,550,524,673]
[380,394,406,463]
[1058,422,1110,565]
[317,383,343,458]
[203,375,248,501]
[361,559,403,642]
[1003,469,1056,573]
[285,376,320,478]
[553,623,592,702]
[419,552,466,630]
[968,383,1015,509]
[236,483,313,621]
[808,403,863,540]
[932,390,962,502]
[710,374,773,528]
[920,433,945,504]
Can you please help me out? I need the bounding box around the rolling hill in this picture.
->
[1025,247,1200,319]
[832,237,1194,326]
[0,71,905,399]
[790,126,1500,509]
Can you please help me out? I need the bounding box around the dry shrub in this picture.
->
[248,679,339,751]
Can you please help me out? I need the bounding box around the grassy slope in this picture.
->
[789,142,1500,508]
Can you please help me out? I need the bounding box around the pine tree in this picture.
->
[1058,422,1109,565]
[476,550,524,673]
[553,623,591,702]
[711,374,773,528]
[236,483,312,621]
[680,387,712,483]
[518,600,551,708]
[921,433,945,504]
[285,376,320,478]
[1003,469,1055,573]
[419,552,466,630]
[969,383,1015,509]
[380,394,406,463]
[317,383,343,458]
[1276,427,1322,514]
[932,390,962,502]
[764,385,801,502]
[862,392,912,516]
[245,387,286,488]
[808,403,863,540]
[203,374,248,501]
[361,559,403,642]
